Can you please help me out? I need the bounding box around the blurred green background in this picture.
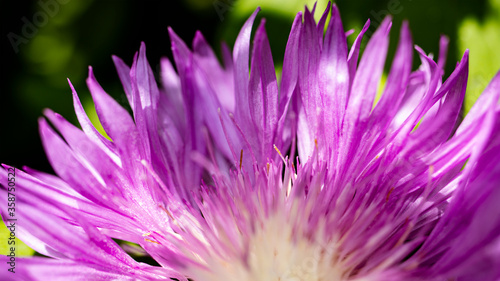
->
[1,0,499,256]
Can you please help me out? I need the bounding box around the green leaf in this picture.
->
[0,215,35,257]
[458,0,500,113]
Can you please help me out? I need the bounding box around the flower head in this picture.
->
[2,3,500,281]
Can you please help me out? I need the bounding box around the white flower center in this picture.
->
[246,214,343,281]
[187,211,345,281]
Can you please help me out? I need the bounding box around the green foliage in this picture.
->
[458,0,500,113]
[0,215,35,257]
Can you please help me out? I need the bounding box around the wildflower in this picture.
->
[2,3,500,281]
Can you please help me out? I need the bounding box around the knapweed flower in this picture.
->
[2,3,500,281]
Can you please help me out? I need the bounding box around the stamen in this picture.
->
[424,165,435,198]
[395,218,414,247]
[144,238,160,244]
[274,144,286,163]
[240,149,244,170]
[159,205,175,221]
[386,187,395,203]
[428,165,434,178]
[228,112,257,164]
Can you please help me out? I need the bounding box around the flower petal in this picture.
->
[248,19,279,160]
[86,67,149,166]
[347,19,370,90]
[297,6,321,161]
[318,4,349,165]
[111,55,134,112]
[370,21,413,133]
[233,8,260,128]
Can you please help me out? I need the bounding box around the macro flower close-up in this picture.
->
[1,1,500,280]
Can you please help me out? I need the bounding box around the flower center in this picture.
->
[246,214,343,281]
[186,210,345,281]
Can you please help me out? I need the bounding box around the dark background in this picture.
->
[0,0,495,173]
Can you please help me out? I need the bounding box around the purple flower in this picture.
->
[2,3,500,281]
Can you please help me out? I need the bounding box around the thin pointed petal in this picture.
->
[249,19,279,159]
